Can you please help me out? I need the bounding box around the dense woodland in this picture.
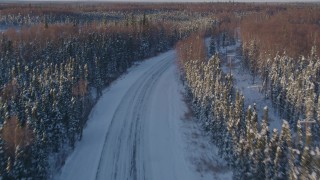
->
[178,32,320,180]
[0,3,215,179]
[177,3,320,180]
[0,2,320,179]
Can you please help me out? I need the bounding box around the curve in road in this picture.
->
[56,50,196,180]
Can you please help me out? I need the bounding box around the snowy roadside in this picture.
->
[174,68,233,180]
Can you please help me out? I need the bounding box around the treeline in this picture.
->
[177,33,320,179]
[0,11,199,178]
[0,2,280,15]
[0,2,282,29]
[241,5,320,59]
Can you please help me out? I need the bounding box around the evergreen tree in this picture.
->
[233,138,250,180]
[6,157,13,179]
[274,120,292,179]
[246,106,252,140]
[30,138,48,179]
[300,146,312,179]
[209,36,216,56]
[261,107,270,142]
[265,129,279,179]
[0,138,6,177]
[68,97,79,149]
[264,145,273,180]
[254,134,266,179]
[251,103,258,135]
[12,145,26,179]
[297,120,303,149]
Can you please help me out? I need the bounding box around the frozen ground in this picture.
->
[206,38,282,131]
[55,50,231,180]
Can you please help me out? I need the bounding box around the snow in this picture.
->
[55,49,231,180]
[89,87,97,100]
[179,112,232,179]
[0,26,20,32]
[206,37,282,131]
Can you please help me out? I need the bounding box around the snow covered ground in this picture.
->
[207,38,282,131]
[55,50,231,180]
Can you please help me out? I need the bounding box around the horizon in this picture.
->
[1,0,320,3]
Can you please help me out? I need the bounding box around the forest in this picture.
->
[177,3,320,179]
[0,1,319,180]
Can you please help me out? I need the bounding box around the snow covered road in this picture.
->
[55,50,199,180]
